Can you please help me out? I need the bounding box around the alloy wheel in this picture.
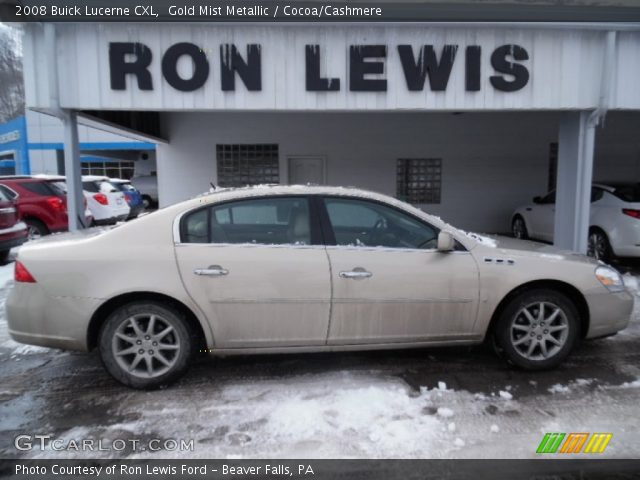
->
[27,225,42,241]
[512,218,526,239]
[111,313,181,378]
[510,301,569,361]
[587,231,608,261]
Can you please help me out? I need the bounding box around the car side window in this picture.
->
[591,187,604,203]
[324,197,439,249]
[0,184,16,200]
[182,197,312,246]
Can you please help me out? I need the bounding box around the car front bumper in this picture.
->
[584,288,634,338]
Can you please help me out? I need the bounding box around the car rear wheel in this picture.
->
[25,219,49,240]
[587,228,613,263]
[512,216,528,240]
[493,289,579,370]
[99,301,194,389]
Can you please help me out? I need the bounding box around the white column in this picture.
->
[553,111,596,254]
[62,109,87,231]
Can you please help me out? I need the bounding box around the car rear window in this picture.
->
[82,181,100,193]
[20,181,60,197]
[612,184,640,202]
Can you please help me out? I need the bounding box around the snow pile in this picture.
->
[0,262,13,289]
[498,391,513,400]
[548,384,571,394]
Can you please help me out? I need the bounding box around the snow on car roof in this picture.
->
[108,178,130,183]
[82,175,111,181]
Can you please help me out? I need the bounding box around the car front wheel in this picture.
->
[99,301,194,389]
[493,289,579,370]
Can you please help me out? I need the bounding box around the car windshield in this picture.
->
[611,184,640,203]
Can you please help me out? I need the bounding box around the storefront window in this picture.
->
[216,144,279,187]
[396,158,442,204]
[81,160,136,179]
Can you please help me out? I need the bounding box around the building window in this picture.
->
[81,159,135,179]
[396,158,442,204]
[216,144,279,188]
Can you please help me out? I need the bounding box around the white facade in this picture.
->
[24,24,640,112]
[157,111,640,232]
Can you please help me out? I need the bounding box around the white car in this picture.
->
[512,183,640,261]
[82,176,130,225]
[7,185,632,388]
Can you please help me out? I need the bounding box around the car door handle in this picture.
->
[339,268,373,279]
[194,265,229,276]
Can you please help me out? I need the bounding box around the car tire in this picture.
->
[25,218,49,240]
[141,195,153,209]
[98,301,194,389]
[493,289,580,370]
[511,215,529,240]
[587,228,613,263]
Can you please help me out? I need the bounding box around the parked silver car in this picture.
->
[7,186,632,388]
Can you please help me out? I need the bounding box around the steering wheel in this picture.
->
[371,217,388,245]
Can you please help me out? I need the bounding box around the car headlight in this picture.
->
[595,266,625,293]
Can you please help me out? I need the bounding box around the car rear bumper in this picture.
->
[584,289,633,338]
[6,282,100,351]
[93,214,129,225]
[127,205,144,219]
[0,222,28,251]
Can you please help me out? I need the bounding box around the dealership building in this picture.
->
[20,19,640,252]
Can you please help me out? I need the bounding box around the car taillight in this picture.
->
[622,208,640,219]
[46,196,65,212]
[94,193,109,205]
[15,261,36,283]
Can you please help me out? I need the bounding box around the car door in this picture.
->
[527,191,555,241]
[320,196,480,345]
[175,195,331,348]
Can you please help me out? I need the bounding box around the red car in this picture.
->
[0,177,90,240]
[0,185,27,262]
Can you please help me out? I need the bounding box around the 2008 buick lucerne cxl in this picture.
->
[6,186,633,388]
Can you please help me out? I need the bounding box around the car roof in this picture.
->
[0,176,51,183]
[109,178,130,183]
[82,175,110,181]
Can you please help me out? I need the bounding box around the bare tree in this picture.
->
[0,25,24,123]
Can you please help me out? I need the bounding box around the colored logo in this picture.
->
[536,433,612,454]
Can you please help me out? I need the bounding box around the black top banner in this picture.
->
[2,0,640,23]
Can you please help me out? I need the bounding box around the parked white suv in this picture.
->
[512,183,640,261]
[82,176,130,225]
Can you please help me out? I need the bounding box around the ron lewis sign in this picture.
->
[109,42,530,94]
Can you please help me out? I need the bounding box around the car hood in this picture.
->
[468,233,599,266]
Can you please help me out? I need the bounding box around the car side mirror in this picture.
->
[533,196,542,204]
[437,231,455,252]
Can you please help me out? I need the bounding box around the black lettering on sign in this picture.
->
[161,43,209,92]
[490,44,529,92]
[465,46,481,91]
[397,45,458,91]
[349,45,387,92]
[305,45,340,91]
[220,44,262,91]
[109,42,153,91]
